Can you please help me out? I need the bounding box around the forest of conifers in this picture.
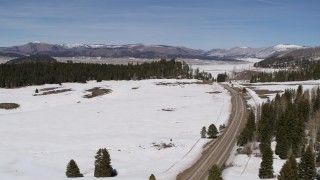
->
[251,60,320,83]
[0,59,212,88]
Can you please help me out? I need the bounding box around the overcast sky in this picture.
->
[0,0,319,49]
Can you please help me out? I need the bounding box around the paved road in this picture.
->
[176,84,247,180]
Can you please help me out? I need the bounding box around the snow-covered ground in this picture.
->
[0,79,231,180]
[183,59,255,78]
[223,80,320,180]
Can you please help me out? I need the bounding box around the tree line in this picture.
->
[251,60,320,83]
[0,58,213,88]
[254,56,311,69]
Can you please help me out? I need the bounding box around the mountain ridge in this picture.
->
[0,42,315,60]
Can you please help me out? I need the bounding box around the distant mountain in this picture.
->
[206,44,307,59]
[0,42,315,61]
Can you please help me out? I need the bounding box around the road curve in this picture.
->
[176,84,247,180]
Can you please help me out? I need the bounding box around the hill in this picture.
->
[0,42,313,61]
[6,55,57,64]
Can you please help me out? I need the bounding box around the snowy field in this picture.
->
[0,79,231,180]
[223,80,320,180]
[182,59,255,78]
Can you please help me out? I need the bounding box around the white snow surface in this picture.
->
[273,44,305,51]
[0,79,231,180]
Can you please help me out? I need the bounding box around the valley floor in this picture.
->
[0,79,231,180]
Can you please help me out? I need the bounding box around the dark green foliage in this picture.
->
[298,146,316,180]
[242,87,247,93]
[194,68,213,80]
[289,154,298,173]
[237,110,255,146]
[219,124,226,131]
[313,88,320,112]
[207,164,222,180]
[251,59,320,83]
[278,160,298,180]
[254,56,310,69]
[66,159,83,178]
[216,73,228,82]
[259,143,274,179]
[94,148,113,177]
[257,103,274,146]
[6,55,57,64]
[149,174,156,180]
[275,126,289,159]
[201,126,207,138]
[207,124,218,138]
[35,89,39,93]
[0,59,201,88]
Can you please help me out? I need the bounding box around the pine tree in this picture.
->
[149,173,156,180]
[94,148,102,177]
[207,124,218,138]
[35,88,39,93]
[275,127,289,159]
[100,148,113,177]
[238,110,256,146]
[66,159,83,178]
[201,126,207,138]
[278,160,298,180]
[94,148,113,177]
[298,146,316,180]
[288,154,298,173]
[207,164,222,180]
[259,143,274,179]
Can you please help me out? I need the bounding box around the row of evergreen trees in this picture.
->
[0,59,213,88]
[254,56,311,69]
[238,85,320,179]
[66,148,115,178]
[201,124,219,138]
[251,60,320,82]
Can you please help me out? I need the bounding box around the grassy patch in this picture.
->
[0,103,20,110]
[152,142,175,150]
[161,108,176,112]
[35,89,72,96]
[206,91,221,94]
[84,87,112,98]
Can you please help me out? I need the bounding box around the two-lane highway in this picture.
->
[177,84,247,180]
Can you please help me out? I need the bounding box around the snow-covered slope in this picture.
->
[207,44,307,59]
[0,79,231,180]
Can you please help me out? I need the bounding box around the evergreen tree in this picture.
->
[288,154,298,173]
[298,146,316,180]
[207,124,218,138]
[237,110,255,146]
[94,148,113,177]
[278,160,298,180]
[216,73,228,82]
[149,173,156,180]
[275,127,289,159]
[35,88,39,93]
[259,143,274,179]
[207,164,222,180]
[94,148,102,177]
[201,126,207,138]
[66,159,83,178]
[100,148,113,177]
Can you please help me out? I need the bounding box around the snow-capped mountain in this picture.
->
[0,42,315,60]
[206,44,307,59]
